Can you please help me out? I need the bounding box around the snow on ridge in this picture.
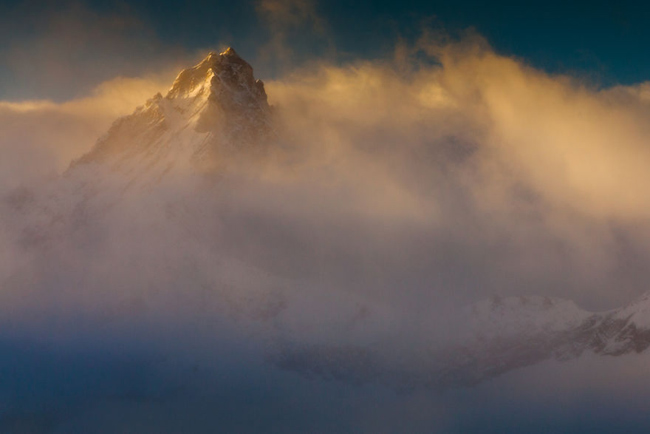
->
[466,295,591,339]
[468,290,650,337]
[610,291,650,328]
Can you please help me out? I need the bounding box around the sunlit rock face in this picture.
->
[72,47,272,176]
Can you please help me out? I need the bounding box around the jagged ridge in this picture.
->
[72,47,272,175]
[274,292,650,390]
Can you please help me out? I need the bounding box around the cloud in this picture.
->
[0,75,173,194]
[262,35,650,308]
[256,0,333,69]
[4,29,650,314]
[4,31,650,312]
[5,27,650,430]
[257,0,326,32]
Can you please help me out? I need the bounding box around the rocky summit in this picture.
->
[72,48,273,177]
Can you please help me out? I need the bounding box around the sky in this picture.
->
[2,0,650,100]
[3,0,650,432]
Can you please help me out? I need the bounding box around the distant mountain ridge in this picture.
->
[275,292,650,390]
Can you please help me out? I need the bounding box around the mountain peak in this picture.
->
[72,47,272,172]
[199,48,242,67]
[220,47,239,58]
[163,47,271,139]
[166,48,268,106]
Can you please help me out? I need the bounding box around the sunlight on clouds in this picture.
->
[267,38,650,225]
[0,74,172,184]
[260,38,650,306]
[448,49,650,221]
[4,33,650,311]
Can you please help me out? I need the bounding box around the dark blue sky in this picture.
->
[1,0,650,100]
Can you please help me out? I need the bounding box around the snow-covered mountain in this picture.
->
[441,293,650,385]
[71,47,273,181]
[3,48,275,248]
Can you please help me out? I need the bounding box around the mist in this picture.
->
[2,22,650,432]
